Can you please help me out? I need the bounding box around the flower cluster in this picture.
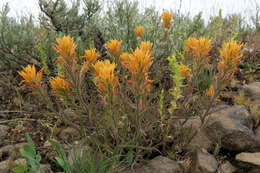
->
[206,84,214,97]
[53,36,77,64]
[185,37,212,60]
[82,48,99,72]
[120,41,153,91]
[180,64,190,79]
[218,40,243,77]
[18,65,42,90]
[161,11,173,29]
[50,77,70,95]
[93,60,119,93]
[106,40,122,59]
[134,26,145,38]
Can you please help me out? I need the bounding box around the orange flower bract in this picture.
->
[206,84,214,97]
[134,26,145,38]
[138,41,153,54]
[84,48,99,64]
[92,60,119,93]
[185,37,212,59]
[121,47,153,75]
[120,42,153,92]
[161,11,173,29]
[50,77,70,94]
[106,40,122,58]
[18,65,42,90]
[218,40,243,74]
[180,65,190,78]
[53,36,77,63]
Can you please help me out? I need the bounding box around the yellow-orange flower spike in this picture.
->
[50,77,70,94]
[106,40,122,58]
[185,37,212,59]
[180,65,190,78]
[18,65,42,89]
[84,48,99,64]
[161,11,173,29]
[134,26,145,38]
[121,47,153,75]
[53,36,77,63]
[206,84,214,97]
[138,41,153,54]
[218,40,243,73]
[120,52,131,65]
[92,60,119,93]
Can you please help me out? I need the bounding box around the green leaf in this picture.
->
[25,133,35,148]
[55,157,65,167]
[127,150,133,165]
[36,154,41,162]
[12,165,28,173]
[21,145,35,159]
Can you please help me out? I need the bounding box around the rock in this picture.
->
[14,158,26,165]
[254,126,260,146]
[242,82,260,101]
[205,105,256,152]
[0,160,11,173]
[248,168,260,173]
[0,143,27,159]
[0,158,26,173]
[59,127,78,141]
[0,158,51,173]
[183,117,214,151]
[191,149,218,173]
[0,125,9,139]
[38,164,53,173]
[236,152,260,166]
[219,161,237,173]
[121,156,184,173]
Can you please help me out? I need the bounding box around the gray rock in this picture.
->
[205,105,256,152]
[242,82,260,101]
[0,125,9,139]
[191,149,218,173]
[121,156,184,173]
[38,164,53,173]
[0,143,27,158]
[183,117,213,151]
[0,158,26,173]
[236,152,260,166]
[248,168,260,173]
[253,126,260,146]
[0,160,11,173]
[219,161,237,173]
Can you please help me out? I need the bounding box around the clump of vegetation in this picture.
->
[0,0,258,172]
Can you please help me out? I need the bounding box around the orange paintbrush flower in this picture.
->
[161,11,173,29]
[50,77,70,94]
[134,26,145,38]
[106,40,122,58]
[185,37,212,60]
[218,40,243,74]
[121,47,153,75]
[84,48,99,64]
[180,64,190,78]
[138,41,153,54]
[53,36,77,63]
[18,65,42,90]
[120,44,153,92]
[92,60,119,93]
[206,84,214,97]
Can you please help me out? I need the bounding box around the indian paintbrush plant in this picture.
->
[16,8,245,171]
